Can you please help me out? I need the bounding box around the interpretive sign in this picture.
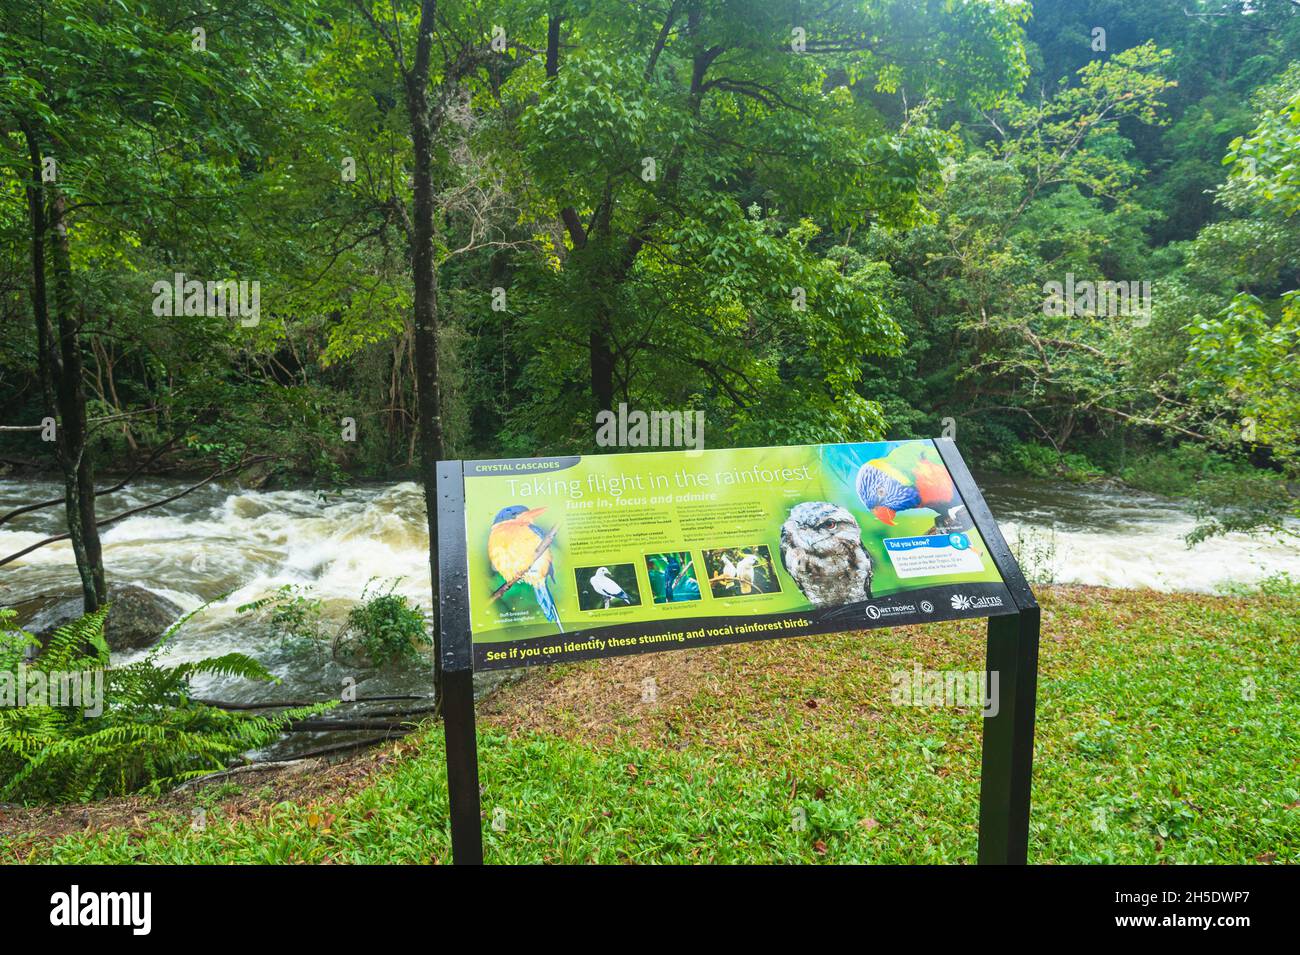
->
[435,438,1040,865]
[462,440,1013,671]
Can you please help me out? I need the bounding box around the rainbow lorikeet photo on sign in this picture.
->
[487,505,563,632]
[823,442,972,535]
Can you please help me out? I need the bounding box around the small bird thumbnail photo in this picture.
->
[576,563,643,611]
[644,551,701,604]
[703,545,780,598]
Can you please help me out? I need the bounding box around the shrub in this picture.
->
[1004,442,1102,482]
[335,579,430,667]
[1119,443,1246,497]
[1009,525,1058,585]
[237,584,326,651]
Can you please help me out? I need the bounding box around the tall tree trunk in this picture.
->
[23,123,105,613]
[588,184,617,413]
[48,190,106,610]
[405,0,446,709]
[546,14,616,414]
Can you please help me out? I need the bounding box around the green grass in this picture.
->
[1,585,1296,864]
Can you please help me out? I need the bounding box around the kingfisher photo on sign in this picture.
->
[461,440,1014,671]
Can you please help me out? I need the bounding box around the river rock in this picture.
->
[28,585,183,655]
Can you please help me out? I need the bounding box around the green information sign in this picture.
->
[461,439,1013,670]
[434,438,1039,865]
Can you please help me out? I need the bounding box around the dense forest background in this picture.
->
[2,0,1298,570]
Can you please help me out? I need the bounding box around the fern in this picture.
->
[0,606,336,804]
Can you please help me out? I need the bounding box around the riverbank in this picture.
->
[2,584,1295,864]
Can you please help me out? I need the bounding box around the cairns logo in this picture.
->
[49,885,151,935]
[951,593,1004,611]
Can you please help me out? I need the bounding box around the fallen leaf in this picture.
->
[860,817,880,831]
[1256,851,1276,864]
[813,840,827,855]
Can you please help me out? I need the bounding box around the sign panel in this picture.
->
[460,440,1013,670]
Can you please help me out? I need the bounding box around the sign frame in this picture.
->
[435,438,1039,865]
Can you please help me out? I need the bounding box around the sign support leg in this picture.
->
[435,460,482,865]
[442,665,483,865]
[977,607,1040,864]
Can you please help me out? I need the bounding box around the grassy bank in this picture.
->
[1,585,1296,864]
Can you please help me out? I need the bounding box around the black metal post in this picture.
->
[442,667,483,865]
[978,606,1040,864]
[933,438,1040,864]
[436,461,483,865]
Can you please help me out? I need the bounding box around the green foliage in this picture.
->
[480,0,1030,451]
[0,607,331,804]
[1187,471,1298,546]
[1009,526,1058,586]
[337,579,431,667]
[1,0,1297,539]
[892,43,1179,461]
[1172,66,1300,540]
[237,580,431,666]
[1218,572,1300,599]
[238,585,327,651]
[1118,444,1253,497]
[1190,288,1300,469]
[1191,68,1300,476]
[1223,66,1300,218]
[1001,443,1103,483]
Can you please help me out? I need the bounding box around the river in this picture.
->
[2,473,1297,705]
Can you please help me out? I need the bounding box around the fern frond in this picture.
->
[168,652,277,684]
[0,606,317,804]
[38,606,110,672]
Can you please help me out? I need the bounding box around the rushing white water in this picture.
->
[1,473,1296,697]
[977,474,1300,593]
[0,479,436,702]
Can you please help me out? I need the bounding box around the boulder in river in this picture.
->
[25,584,183,655]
